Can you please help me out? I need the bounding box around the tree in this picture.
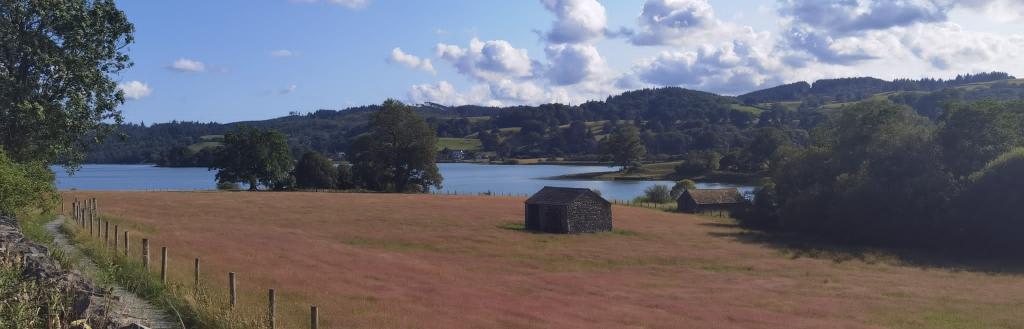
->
[336,161,354,189]
[670,179,696,199]
[675,150,721,177]
[937,101,1024,179]
[773,101,954,244]
[294,151,337,189]
[211,126,293,191]
[601,124,646,171]
[947,148,1024,250]
[349,100,442,192]
[742,128,793,171]
[1,1,134,167]
[643,184,672,203]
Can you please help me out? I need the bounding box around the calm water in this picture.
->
[53,163,753,201]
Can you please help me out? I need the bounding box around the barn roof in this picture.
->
[682,188,744,205]
[526,186,608,206]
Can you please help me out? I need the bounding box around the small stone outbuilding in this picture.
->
[677,188,745,215]
[525,187,612,234]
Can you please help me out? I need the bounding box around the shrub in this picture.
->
[0,150,56,216]
[643,185,672,203]
[216,181,240,190]
[734,179,781,229]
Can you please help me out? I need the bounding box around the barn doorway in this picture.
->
[526,204,540,230]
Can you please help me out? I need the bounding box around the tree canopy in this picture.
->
[0,0,134,167]
[349,100,442,193]
[601,124,646,171]
[211,126,293,191]
[294,151,337,189]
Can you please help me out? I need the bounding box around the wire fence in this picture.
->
[66,197,319,329]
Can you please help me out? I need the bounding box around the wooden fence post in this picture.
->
[310,305,319,329]
[113,225,119,250]
[268,289,276,329]
[88,212,93,235]
[141,239,150,270]
[123,231,129,256]
[194,257,201,289]
[229,272,237,308]
[104,221,109,244]
[160,247,168,284]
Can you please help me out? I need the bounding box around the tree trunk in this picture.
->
[248,178,258,191]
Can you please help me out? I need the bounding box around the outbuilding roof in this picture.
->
[682,188,744,205]
[526,186,608,206]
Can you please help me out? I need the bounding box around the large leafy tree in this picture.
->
[937,101,1024,179]
[293,151,336,189]
[948,148,1024,250]
[773,101,954,244]
[211,126,293,191]
[349,100,442,193]
[1,0,134,167]
[601,124,646,171]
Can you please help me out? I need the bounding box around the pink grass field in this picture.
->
[62,191,1024,329]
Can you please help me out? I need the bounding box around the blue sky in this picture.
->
[114,0,1024,123]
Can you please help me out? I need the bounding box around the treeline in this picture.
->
[739,100,1024,254]
[87,73,1022,185]
[211,100,442,193]
[738,72,1015,104]
[447,87,809,170]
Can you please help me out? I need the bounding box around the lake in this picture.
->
[53,163,753,201]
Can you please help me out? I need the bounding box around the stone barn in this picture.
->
[677,188,745,215]
[524,187,612,234]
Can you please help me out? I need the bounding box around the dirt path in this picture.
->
[48,217,181,329]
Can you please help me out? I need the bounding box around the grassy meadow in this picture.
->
[60,191,1024,329]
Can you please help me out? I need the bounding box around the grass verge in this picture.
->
[0,211,76,328]
[60,216,267,329]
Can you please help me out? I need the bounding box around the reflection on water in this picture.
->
[53,163,754,201]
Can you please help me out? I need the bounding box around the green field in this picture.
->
[436,137,482,151]
[186,141,223,152]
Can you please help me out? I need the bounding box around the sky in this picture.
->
[112,0,1024,123]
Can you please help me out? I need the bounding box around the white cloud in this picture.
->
[627,28,787,95]
[956,0,1024,22]
[630,0,719,46]
[541,0,608,44]
[779,0,950,35]
[436,38,534,82]
[280,84,298,95]
[270,49,294,57]
[488,79,548,103]
[408,81,499,106]
[117,81,152,100]
[168,58,206,73]
[399,0,1024,106]
[544,43,606,85]
[386,48,436,74]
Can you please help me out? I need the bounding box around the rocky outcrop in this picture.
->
[0,215,150,329]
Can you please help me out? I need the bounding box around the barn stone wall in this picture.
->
[567,195,612,233]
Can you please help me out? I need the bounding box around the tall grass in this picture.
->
[0,260,75,329]
[0,211,75,328]
[61,217,268,329]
